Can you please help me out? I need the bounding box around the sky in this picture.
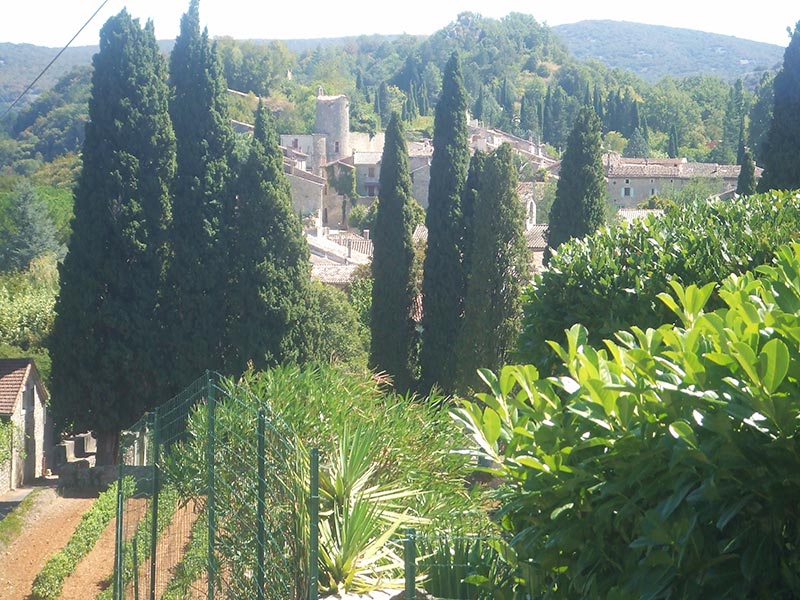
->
[1,1,797,49]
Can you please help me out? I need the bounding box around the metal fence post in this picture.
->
[405,528,416,600]
[149,412,160,600]
[309,447,319,600]
[257,409,266,600]
[114,440,125,600]
[207,373,216,600]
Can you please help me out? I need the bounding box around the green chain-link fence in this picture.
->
[112,372,313,600]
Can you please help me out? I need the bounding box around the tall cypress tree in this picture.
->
[49,11,176,464]
[457,143,529,393]
[667,124,680,158]
[759,22,800,191]
[369,113,417,392]
[164,0,235,392]
[226,103,317,376]
[419,52,469,393]
[461,150,487,280]
[737,148,757,196]
[546,106,606,259]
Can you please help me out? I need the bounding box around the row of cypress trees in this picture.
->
[50,2,315,464]
[370,53,530,396]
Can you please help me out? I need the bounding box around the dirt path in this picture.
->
[0,487,96,600]
[59,512,117,599]
[59,498,149,600]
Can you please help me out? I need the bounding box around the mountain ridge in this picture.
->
[552,20,783,82]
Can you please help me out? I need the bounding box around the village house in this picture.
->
[0,358,50,493]
[605,154,761,208]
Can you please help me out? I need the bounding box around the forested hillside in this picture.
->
[553,20,784,82]
[1,10,779,182]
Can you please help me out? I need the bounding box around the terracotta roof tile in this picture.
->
[0,358,33,416]
[526,224,548,249]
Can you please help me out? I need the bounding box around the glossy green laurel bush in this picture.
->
[457,242,800,598]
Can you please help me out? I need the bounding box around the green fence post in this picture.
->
[405,528,416,600]
[114,438,125,600]
[309,447,319,600]
[149,412,160,600]
[257,409,266,600]
[207,373,216,600]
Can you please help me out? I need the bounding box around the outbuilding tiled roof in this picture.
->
[526,224,548,250]
[311,264,360,285]
[0,358,47,416]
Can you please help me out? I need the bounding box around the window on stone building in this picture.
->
[368,167,375,178]
[334,141,340,153]
[367,185,376,197]
[623,187,632,197]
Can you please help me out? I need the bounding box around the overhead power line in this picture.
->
[2,0,113,119]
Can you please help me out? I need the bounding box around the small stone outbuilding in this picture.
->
[0,358,50,493]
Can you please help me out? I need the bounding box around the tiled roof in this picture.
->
[0,358,47,416]
[328,233,374,258]
[353,152,382,165]
[412,224,428,244]
[526,224,548,250]
[618,209,665,223]
[311,264,360,285]
[605,154,757,180]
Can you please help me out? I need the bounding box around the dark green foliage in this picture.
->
[456,144,529,392]
[667,123,680,157]
[370,113,418,392]
[419,52,470,393]
[459,244,800,597]
[226,103,317,375]
[545,107,606,259]
[460,150,486,280]
[747,73,774,164]
[519,192,800,370]
[49,11,176,463]
[759,22,800,191]
[623,126,650,157]
[163,0,235,392]
[737,148,757,195]
[0,181,62,271]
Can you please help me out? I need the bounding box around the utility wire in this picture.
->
[2,0,113,119]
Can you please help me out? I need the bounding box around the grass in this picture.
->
[0,487,43,550]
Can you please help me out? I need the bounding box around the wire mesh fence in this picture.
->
[112,372,308,600]
[110,372,522,600]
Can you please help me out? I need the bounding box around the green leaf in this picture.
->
[483,407,502,446]
[668,420,698,449]
[758,338,790,394]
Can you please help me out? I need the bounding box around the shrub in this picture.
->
[456,243,800,598]
[518,191,800,370]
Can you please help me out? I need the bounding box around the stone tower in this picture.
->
[315,89,350,163]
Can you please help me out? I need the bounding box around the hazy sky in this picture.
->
[1,1,797,48]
